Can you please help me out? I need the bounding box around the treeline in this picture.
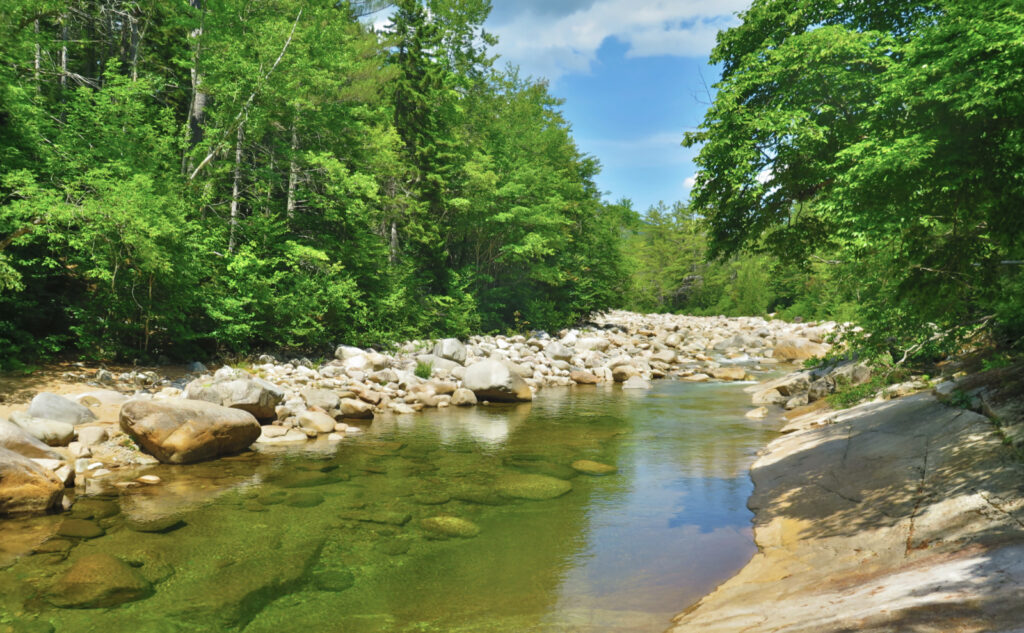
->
[621,201,857,323]
[0,0,631,365]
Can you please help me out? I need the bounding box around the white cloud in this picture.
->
[683,175,697,188]
[490,0,748,82]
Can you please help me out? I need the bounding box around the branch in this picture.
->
[189,9,302,182]
[0,217,45,252]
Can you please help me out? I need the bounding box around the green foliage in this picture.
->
[827,369,909,409]
[414,359,433,380]
[0,0,629,365]
[685,0,1024,360]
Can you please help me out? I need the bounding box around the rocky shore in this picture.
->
[1,311,835,518]
[671,362,1024,632]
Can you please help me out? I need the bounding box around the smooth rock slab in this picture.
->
[0,419,62,459]
[28,393,97,426]
[119,399,261,464]
[420,516,480,538]
[46,553,153,608]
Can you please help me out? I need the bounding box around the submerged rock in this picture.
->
[494,473,572,500]
[47,553,153,608]
[570,460,617,476]
[420,515,480,538]
[57,518,105,539]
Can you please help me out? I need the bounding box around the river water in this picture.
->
[0,379,779,633]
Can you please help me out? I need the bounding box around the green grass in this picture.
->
[414,360,433,380]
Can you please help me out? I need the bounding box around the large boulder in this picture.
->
[46,553,153,608]
[433,338,467,364]
[575,336,610,352]
[0,419,62,459]
[27,393,97,426]
[184,370,284,421]
[8,412,75,447]
[301,388,340,412]
[119,399,261,464]
[773,337,829,361]
[462,359,533,402]
[545,341,573,362]
[339,398,374,420]
[0,446,64,516]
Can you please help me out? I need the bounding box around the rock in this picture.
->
[74,390,128,406]
[622,376,651,389]
[494,473,572,500]
[137,475,161,485]
[415,354,462,373]
[334,345,364,360]
[710,367,748,381]
[27,393,97,426]
[772,337,829,361]
[119,399,261,464]
[651,349,677,364]
[0,419,62,459]
[545,341,573,361]
[184,371,284,422]
[301,388,340,412]
[576,337,610,352]
[46,553,153,608]
[338,398,374,419]
[57,518,105,539]
[752,388,786,406]
[462,359,533,402]
[9,412,75,446]
[570,459,617,476]
[450,388,477,406]
[612,365,640,382]
[433,338,468,364]
[784,393,810,410]
[682,373,711,383]
[297,410,335,435]
[76,426,109,447]
[745,406,769,420]
[0,446,65,516]
[124,514,184,533]
[570,370,600,385]
[808,378,832,402]
[420,516,481,538]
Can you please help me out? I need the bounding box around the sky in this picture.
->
[372,0,752,212]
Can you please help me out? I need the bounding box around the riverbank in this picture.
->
[671,364,1024,632]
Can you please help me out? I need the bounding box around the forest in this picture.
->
[1,0,1022,367]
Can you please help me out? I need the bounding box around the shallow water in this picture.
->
[0,380,779,633]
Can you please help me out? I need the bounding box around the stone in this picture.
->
[807,378,832,402]
[184,371,284,421]
[301,388,340,412]
[76,426,109,447]
[125,514,184,533]
[752,388,786,406]
[187,361,209,373]
[415,354,462,373]
[420,516,481,538]
[297,410,335,434]
[334,345,364,360]
[27,393,97,426]
[575,336,610,352]
[710,366,749,381]
[494,473,572,500]
[570,370,600,385]
[137,475,161,485]
[339,398,374,419]
[450,388,477,406]
[745,407,769,420]
[57,518,105,539]
[570,459,617,476]
[0,419,62,459]
[784,393,810,410]
[0,446,65,516]
[9,413,75,446]
[682,373,711,383]
[651,349,677,364]
[545,341,574,361]
[622,376,651,389]
[772,337,829,362]
[612,365,640,382]
[119,399,261,464]
[462,359,533,402]
[433,338,468,364]
[46,553,153,608]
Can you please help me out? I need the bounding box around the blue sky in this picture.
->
[485,0,750,212]
[372,1,751,212]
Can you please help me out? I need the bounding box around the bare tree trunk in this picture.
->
[60,17,68,89]
[183,0,207,175]
[228,121,244,253]
[390,222,399,263]
[129,12,144,82]
[33,18,40,89]
[286,117,300,219]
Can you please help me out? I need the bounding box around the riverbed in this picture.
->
[0,379,779,633]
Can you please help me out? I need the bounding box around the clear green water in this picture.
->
[0,380,778,633]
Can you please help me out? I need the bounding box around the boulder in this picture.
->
[611,365,639,383]
[450,388,477,406]
[415,354,462,373]
[297,410,335,435]
[301,388,340,412]
[339,398,374,419]
[9,412,75,447]
[420,516,480,538]
[752,388,786,406]
[76,426,108,447]
[184,371,284,421]
[570,460,617,476]
[46,554,153,609]
[27,393,97,426]
[462,359,533,402]
[570,370,600,385]
[0,420,62,459]
[256,426,308,444]
[119,399,261,464]
[773,337,829,361]
[745,406,769,420]
[622,376,651,389]
[575,337,610,352]
[0,446,64,516]
[710,367,748,381]
[682,373,711,383]
[494,473,572,500]
[545,341,573,362]
[334,345,364,360]
[433,338,467,364]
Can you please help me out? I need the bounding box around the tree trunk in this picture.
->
[286,117,300,219]
[60,17,67,89]
[228,121,244,254]
[33,18,40,89]
[183,0,207,175]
